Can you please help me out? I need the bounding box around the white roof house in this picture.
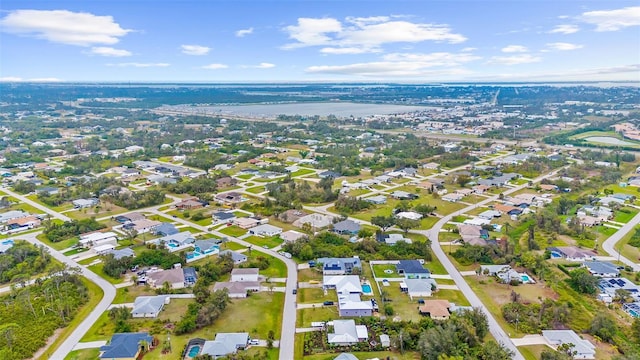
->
[293,213,335,230]
[248,224,282,237]
[395,211,423,220]
[542,330,595,359]
[328,320,368,346]
[279,230,306,242]
[401,278,438,299]
[201,333,249,358]
[146,231,195,252]
[131,296,170,318]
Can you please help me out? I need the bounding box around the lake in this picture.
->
[584,136,638,146]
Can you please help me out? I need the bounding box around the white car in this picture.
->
[249,339,260,345]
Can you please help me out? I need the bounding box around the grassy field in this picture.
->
[303,350,420,360]
[296,306,340,327]
[519,344,550,360]
[88,262,124,284]
[244,235,283,249]
[291,168,316,177]
[36,232,78,251]
[298,268,323,282]
[618,225,640,262]
[112,285,157,304]
[39,278,104,360]
[613,207,639,223]
[64,348,100,360]
[246,185,266,194]
[247,252,288,278]
[297,287,336,304]
[219,225,248,237]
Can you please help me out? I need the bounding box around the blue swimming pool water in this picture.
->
[188,345,200,357]
[168,243,178,248]
[362,284,372,293]
[521,275,530,282]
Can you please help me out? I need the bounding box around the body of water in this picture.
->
[584,136,638,146]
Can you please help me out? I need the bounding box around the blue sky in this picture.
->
[1,1,639,82]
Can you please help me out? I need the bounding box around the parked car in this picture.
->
[249,339,260,345]
[292,288,297,294]
[323,301,334,306]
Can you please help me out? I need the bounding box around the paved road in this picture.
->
[14,231,116,360]
[415,169,562,360]
[602,211,640,272]
[0,187,71,222]
[148,209,299,360]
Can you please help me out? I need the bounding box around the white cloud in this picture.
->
[0,9,130,46]
[549,24,580,34]
[581,6,640,31]
[0,77,62,82]
[90,47,131,57]
[255,62,275,69]
[283,16,466,53]
[305,51,480,77]
[477,64,640,81]
[546,42,584,51]
[501,45,528,53]
[235,27,254,37]
[488,54,542,65]
[107,62,169,67]
[201,63,228,70]
[181,44,210,56]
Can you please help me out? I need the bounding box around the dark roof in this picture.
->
[333,220,361,233]
[214,211,236,220]
[396,260,430,274]
[154,223,179,236]
[183,267,197,281]
[319,170,341,178]
[100,333,153,359]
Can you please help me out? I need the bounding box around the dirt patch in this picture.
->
[31,328,64,360]
[477,277,559,307]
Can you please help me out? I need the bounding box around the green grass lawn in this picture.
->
[372,264,402,279]
[112,285,157,304]
[245,252,287,278]
[519,345,551,360]
[219,241,246,251]
[236,173,255,180]
[64,348,100,360]
[246,185,266,194]
[298,268,323,282]
[88,262,124,284]
[41,278,104,360]
[63,247,91,256]
[613,208,639,223]
[291,168,315,177]
[298,288,336,304]
[219,225,248,237]
[618,225,640,263]
[36,232,78,251]
[303,351,420,360]
[296,306,339,327]
[244,235,283,249]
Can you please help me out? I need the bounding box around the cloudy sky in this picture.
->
[1,1,639,82]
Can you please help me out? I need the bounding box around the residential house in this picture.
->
[547,247,597,261]
[599,196,625,206]
[598,278,640,301]
[0,239,14,254]
[478,210,501,220]
[146,268,187,289]
[5,215,41,232]
[319,171,341,179]
[539,184,559,192]
[395,211,423,221]
[623,302,640,318]
[215,191,244,204]
[153,223,179,237]
[0,210,28,224]
[37,186,60,196]
[212,211,236,224]
[542,330,595,359]
[293,213,334,230]
[494,204,523,216]
[328,320,368,346]
[219,250,247,264]
[332,220,361,235]
[99,333,154,360]
[249,224,282,237]
[233,217,261,229]
[201,333,249,359]
[213,281,259,298]
[106,247,135,260]
[418,300,452,320]
[396,260,431,279]
[175,198,205,210]
[216,176,238,188]
[400,278,438,299]
[131,296,170,318]
[583,261,620,277]
[391,191,419,200]
[442,192,463,202]
[183,267,197,286]
[123,219,161,234]
[478,173,521,187]
[72,198,99,209]
[323,275,373,317]
[364,195,387,205]
[231,268,260,282]
[147,175,177,185]
[147,231,195,252]
[317,257,362,275]
[457,224,489,246]
[472,184,491,194]
[79,231,118,251]
[335,353,359,360]
[278,209,308,223]
[379,334,391,348]
[422,162,440,170]
[577,215,602,227]
[115,212,146,223]
[376,233,412,245]
[279,230,307,243]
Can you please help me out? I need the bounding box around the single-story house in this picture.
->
[457,224,489,246]
[6,215,41,231]
[293,213,335,230]
[147,231,195,252]
[106,247,135,260]
[115,212,146,223]
[623,302,640,318]
[583,261,620,277]
[201,333,249,359]
[395,211,423,221]
[317,257,362,275]
[73,198,99,209]
[396,260,431,279]
[364,195,387,205]
[494,204,523,216]
[219,250,247,264]
[376,233,412,245]
[216,176,238,188]
[542,330,595,359]
[123,219,162,234]
[213,281,260,298]
[233,217,261,229]
[249,224,282,237]
[391,191,419,200]
[0,210,29,224]
[146,267,189,289]
[599,278,640,301]
[175,198,205,210]
[99,332,154,360]
[472,184,491,194]
[79,231,118,249]
[279,230,306,242]
[418,300,452,320]
[278,209,308,223]
[212,211,236,224]
[153,223,179,236]
[328,320,368,346]
[231,268,260,282]
[319,171,341,179]
[332,220,361,235]
[131,295,170,318]
[442,192,464,202]
[215,192,244,204]
[400,278,438,299]
[335,353,359,360]
[478,210,502,220]
[547,247,597,261]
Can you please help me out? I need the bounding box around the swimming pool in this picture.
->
[188,345,200,357]
[362,284,372,293]
[521,275,531,282]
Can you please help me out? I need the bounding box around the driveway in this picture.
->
[511,335,549,346]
